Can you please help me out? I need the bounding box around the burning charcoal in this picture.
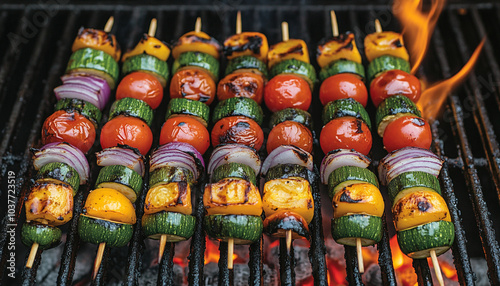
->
[363,264,382,286]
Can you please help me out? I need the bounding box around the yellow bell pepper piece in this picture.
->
[364,31,409,62]
[122,34,170,62]
[144,182,192,215]
[172,31,221,60]
[72,27,121,62]
[223,32,269,62]
[25,182,74,226]
[203,178,262,216]
[332,183,384,219]
[267,39,309,68]
[316,33,362,68]
[83,188,136,225]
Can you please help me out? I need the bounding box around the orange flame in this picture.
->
[393,0,446,74]
[204,237,220,264]
[417,39,485,121]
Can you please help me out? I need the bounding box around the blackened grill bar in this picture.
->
[0,3,498,286]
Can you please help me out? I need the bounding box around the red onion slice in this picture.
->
[55,75,111,110]
[320,149,371,185]
[208,144,261,176]
[150,148,200,181]
[96,146,145,177]
[33,142,89,184]
[54,84,102,110]
[261,145,313,176]
[156,142,205,169]
[378,147,443,185]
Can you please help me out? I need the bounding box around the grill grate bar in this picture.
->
[413,259,433,286]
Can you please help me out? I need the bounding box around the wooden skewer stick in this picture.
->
[236,11,242,34]
[228,238,234,269]
[430,250,445,286]
[158,234,167,263]
[286,230,292,253]
[104,16,114,33]
[26,242,39,268]
[330,10,339,37]
[356,238,364,273]
[93,242,106,279]
[281,21,289,41]
[195,17,202,33]
[148,18,157,37]
[375,19,382,33]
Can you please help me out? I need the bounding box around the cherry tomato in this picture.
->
[319,74,368,107]
[211,116,264,150]
[264,74,311,112]
[383,115,431,152]
[160,115,210,155]
[217,71,264,104]
[116,72,164,109]
[370,69,421,107]
[169,67,216,105]
[320,117,372,155]
[267,121,313,154]
[100,115,153,155]
[42,110,96,153]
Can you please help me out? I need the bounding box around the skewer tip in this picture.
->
[374,19,382,33]
[286,230,292,253]
[228,238,234,269]
[236,11,242,34]
[195,17,202,33]
[430,250,445,286]
[158,234,167,263]
[148,18,157,37]
[281,21,289,41]
[356,238,364,273]
[104,16,114,33]
[26,242,39,269]
[93,242,106,280]
[330,10,339,37]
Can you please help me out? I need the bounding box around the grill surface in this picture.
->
[0,2,499,286]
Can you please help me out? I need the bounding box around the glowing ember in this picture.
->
[204,237,220,265]
[418,39,484,121]
[393,0,446,74]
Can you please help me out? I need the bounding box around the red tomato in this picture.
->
[370,69,421,107]
[100,115,153,155]
[383,116,432,152]
[42,110,96,153]
[266,121,313,154]
[211,116,264,150]
[264,74,311,112]
[217,72,264,104]
[169,68,216,105]
[319,74,368,107]
[320,117,372,155]
[116,72,164,109]
[160,115,210,155]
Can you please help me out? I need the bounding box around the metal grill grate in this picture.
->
[0,3,499,286]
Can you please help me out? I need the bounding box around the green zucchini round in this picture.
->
[328,166,379,200]
[36,162,80,194]
[204,214,263,244]
[270,58,317,91]
[21,222,62,250]
[331,214,382,246]
[212,97,264,125]
[149,166,195,188]
[387,171,442,203]
[225,55,268,78]
[95,165,143,203]
[78,215,133,248]
[109,97,154,126]
[66,48,119,89]
[165,98,210,125]
[367,55,410,84]
[375,95,422,137]
[269,108,313,130]
[122,54,170,87]
[319,60,365,82]
[211,162,257,186]
[397,221,455,259]
[55,98,102,128]
[172,51,219,81]
[322,98,371,128]
[142,211,195,241]
[265,164,309,182]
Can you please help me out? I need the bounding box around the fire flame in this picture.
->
[203,236,239,265]
[418,39,484,121]
[393,0,446,74]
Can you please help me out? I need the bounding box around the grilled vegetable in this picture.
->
[318,59,365,82]
[25,181,74,226]
[122,54,170,87]
[364,31,409,62]
[211,116,264,150]
[172,31,222,59]
[387,171,442,203]
[211,162,257,187]
[265,164,309,182]
[100,115,153,156]
[332,183,384,218]
[264,210,310,239]
[204,214,263,244]
[109,97,154,126]
[122,34,170,62]
[375,95,422,137]
[165,98,210,126]
[383,115,432,152]
[397,220,454,259]
[95,165,143,203]
[223,32,269,62]
[169,68,216,105]
[36,162,80,195]
[320,150,371,185]
[269,108,313,130]
[322,98,371,128]
[267,39,309,68]
[261,145,313,176]
[320,116,372,156]
[225,56,268,78]
[262,177,314,224]
[370,69,422,107]
[82,188,137,225]
[21,222,62,250]
[72,27,121,62]
[331,214,383,246]
[144,182,192,215]
[54,98,102,128]
[142,211,195,241]
[269,58,317,90]
[212,97,264,126]
[328,166,379,200]
[116,72,164,110]
[78,215,133,248]
[203,178,263,216]
[149,166,195,188]
[367,55,410,84]
[66,48,119,89]
[172,51,219,81]
[217,72,265,104]
[159,115,210,155]
[264,74,312,112]
[319,73,368,107]
[267,121,313,154]
[316,33,362,67]
[208,144,261,176]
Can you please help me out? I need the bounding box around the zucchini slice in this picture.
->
[322,98,371,128]
[397,221,455,259]
[95,165,143,203]
[55,98,102,128]
[225,55,268,78]
[328,166,379,200]
[319,59,365,82]
[367,55,410,84]
[270,58,317,91]
[204,214,263,245]
[165,98,210,125]
[264,211,310,239]
[172,51,219,81]
[212,97,264,126]
[142,211,195,241]
[66,48,119,89]
[36,162,80,194]
[21,222,62,250]
[331,214,383,246]
[375,95,422,137]
[265,164,309,181]
[109,97,154,126]
[269,108,313,130]
[387,171,442,203]
[122,54,170,87]
[149,166,194,188]
[211,162,257,186]
[78,215,133,248]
